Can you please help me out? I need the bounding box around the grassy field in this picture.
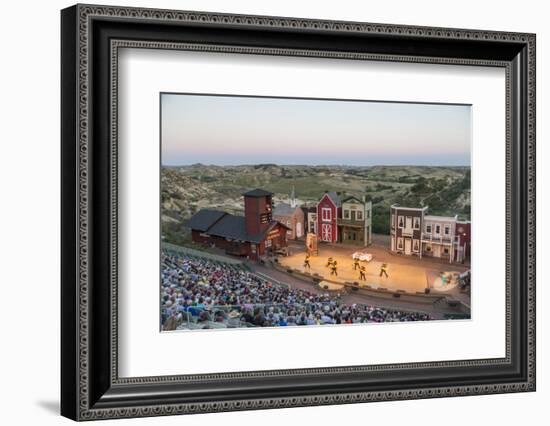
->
[161,164,470,244]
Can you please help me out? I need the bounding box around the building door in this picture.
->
[404,238,412,255]
[321,224,332,242]
[433,245,441,257]
[296,222,302,238]
[405,216,413,231]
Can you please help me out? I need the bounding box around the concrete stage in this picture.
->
[279,242,469,294]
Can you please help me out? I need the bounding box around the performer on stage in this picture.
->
[303,254,311,270]
[326,257,334,267]
[359,265,366,281]
[379,263,389,278]
[353,258,360,270]
[330,260,338,276]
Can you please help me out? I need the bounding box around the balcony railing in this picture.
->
[400,227,415,236]
[421,233,453,244]
[337,218,364,227]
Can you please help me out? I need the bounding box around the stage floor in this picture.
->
[279,242,469,293]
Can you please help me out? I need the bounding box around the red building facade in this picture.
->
[454,221,471,263]
[316,192,341,243]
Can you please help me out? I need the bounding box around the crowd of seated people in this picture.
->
[161,251,433,330]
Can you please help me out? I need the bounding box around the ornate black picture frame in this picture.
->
[61,4,536,421]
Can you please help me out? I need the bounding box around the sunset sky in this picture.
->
[161,93,471,167]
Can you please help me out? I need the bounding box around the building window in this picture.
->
[435,225,441,234]
[426,245,432,252]
[413,239,419,252]
[265,239,272,248]
[444,226,450,235]
[321,207,331,221]
[397,238,404,250]
[414,217,420,229]
[398,215,404,228]
[443,247,449,255]
[426,224,432,233]
[366,210,370,219]
[356,210,363,221]
[391,214,395,228]
[343,209,350,219]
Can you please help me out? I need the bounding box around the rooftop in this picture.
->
[187,208,289,243]
[185,209,227,232]
[324,191,342,207]
[342,195,363,204]
[424,214,458,222]
[273,202,298,217]
[391,204,429,212]
[208,215,252,241]
[242,188,273,198]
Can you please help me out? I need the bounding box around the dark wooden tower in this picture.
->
[243,189,273,236]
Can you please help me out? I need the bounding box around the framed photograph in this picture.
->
[61,4,536,421]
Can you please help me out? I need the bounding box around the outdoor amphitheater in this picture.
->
[161,246,439,331]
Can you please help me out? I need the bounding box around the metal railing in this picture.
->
[162,242,245,265]
[252,271,291,289]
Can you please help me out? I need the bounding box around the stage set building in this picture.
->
[389,204,471,263]
[339,195,373,246]
[301,206,317,236]
[272,187,305,240]
[187,189,289,260]
[316,191,373,246]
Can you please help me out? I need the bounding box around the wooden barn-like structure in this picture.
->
[187,189,289,260]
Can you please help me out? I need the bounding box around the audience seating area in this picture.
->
[161,250,434,330]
